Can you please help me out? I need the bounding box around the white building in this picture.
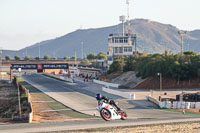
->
[107,33,136,65]
[108,34,134,56]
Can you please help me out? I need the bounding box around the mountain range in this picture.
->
[2,19,200,58]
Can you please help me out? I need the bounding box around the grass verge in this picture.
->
[17,78,94,119]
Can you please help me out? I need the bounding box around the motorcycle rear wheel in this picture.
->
[100,108,111,121]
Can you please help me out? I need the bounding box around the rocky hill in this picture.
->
[2,19,200,58]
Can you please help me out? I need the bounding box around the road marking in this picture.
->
[32,101,54,103]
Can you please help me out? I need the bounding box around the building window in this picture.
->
[124,38,128,43]
[119,38,123,43]
[124,47,128,52]
[128,47,132,52]
[115,38,119,43]
[119,47,123,53]
[115,47,118,53]
[124,47,132,52]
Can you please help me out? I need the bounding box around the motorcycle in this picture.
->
[96,100,127,121]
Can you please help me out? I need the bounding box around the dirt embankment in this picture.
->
[134,77,200,89]
[99,71,145,89]
[0,78,30,124]
[0,81,18,122]
[112,71,145,88]
[100,71,200,89]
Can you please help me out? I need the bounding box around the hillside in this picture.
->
[2,19,200,58]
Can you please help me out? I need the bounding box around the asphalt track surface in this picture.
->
[1,73,200,133]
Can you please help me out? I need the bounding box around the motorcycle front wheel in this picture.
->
[100,108,111,121]
[120,110,127,120]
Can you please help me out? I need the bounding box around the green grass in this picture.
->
[17,78,94,119]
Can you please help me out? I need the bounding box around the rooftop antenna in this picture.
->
[126,0,132,46]
[119,16,126,36]
[126,0,130,36]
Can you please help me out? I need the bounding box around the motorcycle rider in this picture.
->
[96,93,121,111]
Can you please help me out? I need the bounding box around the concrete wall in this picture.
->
[102,87,135,99]
[27,90,33,123]
[93,79,120,88]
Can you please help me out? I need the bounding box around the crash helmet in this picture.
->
[96,93,101,100]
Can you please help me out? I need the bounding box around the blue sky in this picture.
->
[0,0,199,50]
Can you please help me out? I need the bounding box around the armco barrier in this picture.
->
[93,80,120,88]
[102,87,134,99]
[28,91,33,123]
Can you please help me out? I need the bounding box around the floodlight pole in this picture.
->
[81,42,84,59]
[178,31,187,56]
[39,44,40,59]
[158,73,162,97]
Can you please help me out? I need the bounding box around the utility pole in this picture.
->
[178,31,187,56]
[134,34,137,55]
[39,44,40,59]
[74,50,77,65]
[26,47,27,56]
[0,48,2,80]
[158,73,162,99]
[81,42,84,59]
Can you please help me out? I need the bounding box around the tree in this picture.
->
[184,51,197,56]
[24,55,30,60]
[5,55,10,60]
[97,52,107,60]
[108,56,125,74]
[64,56,68,60]
[81,57,91,65]
[87,53,97,60]
[71,56,77,60]
[14,55,20,61]
[35,56,39,60]
[53,57,57,60]
[123,55,137,72]
[44,55,50,60]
